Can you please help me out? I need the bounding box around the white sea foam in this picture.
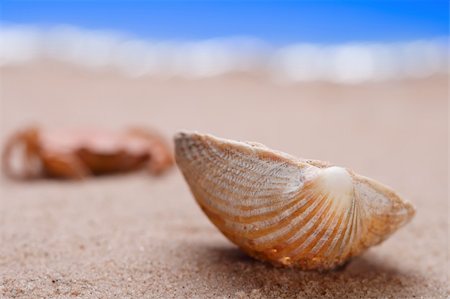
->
[0,25,448,83]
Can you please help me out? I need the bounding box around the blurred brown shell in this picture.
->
[175,132,415,270]
[2,126,173,179]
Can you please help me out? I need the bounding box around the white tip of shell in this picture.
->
[319,166,353,195]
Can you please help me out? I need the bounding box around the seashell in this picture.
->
[174,132,415,270]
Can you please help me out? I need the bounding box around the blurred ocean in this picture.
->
[1,2,448,83]
[0,25,447,84]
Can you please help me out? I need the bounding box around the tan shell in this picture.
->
[175,132,415,270]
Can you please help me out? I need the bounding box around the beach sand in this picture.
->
[0,61,448,298]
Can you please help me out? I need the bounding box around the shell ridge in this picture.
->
[319,202,352,258]
[201,141,303,202]
[310,205,347,256]
[290,195,340,259]
[338,195,359,260]
[252,189,329,249]
[324,194,355,261]
[206,138,298,182]
[272,191,332,258]
[194,186,302,223]
[192,172,303,215]
[210,190,318,245]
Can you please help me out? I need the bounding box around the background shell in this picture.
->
[175,132,415,270]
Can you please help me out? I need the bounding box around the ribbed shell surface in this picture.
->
[175,132,415,270]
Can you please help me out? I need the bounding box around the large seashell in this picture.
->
[175,132,415,270]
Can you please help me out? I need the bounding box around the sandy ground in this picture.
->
[0,61,448,298]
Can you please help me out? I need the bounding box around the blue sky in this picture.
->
[0,1,448,44]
